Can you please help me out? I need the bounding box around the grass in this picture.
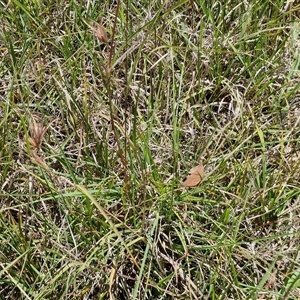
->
[1,0,300,299]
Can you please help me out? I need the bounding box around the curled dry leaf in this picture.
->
[181,161,204,187]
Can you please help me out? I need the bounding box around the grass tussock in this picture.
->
[1,0,300,299]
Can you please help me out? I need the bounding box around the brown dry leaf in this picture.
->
[181,161,204,187]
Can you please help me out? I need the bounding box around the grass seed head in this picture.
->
[93,24,108,43]
[29,117,48,150]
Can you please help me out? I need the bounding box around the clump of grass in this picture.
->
[1,0,300,299]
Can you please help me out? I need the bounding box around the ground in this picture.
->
[1,1,300,299]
